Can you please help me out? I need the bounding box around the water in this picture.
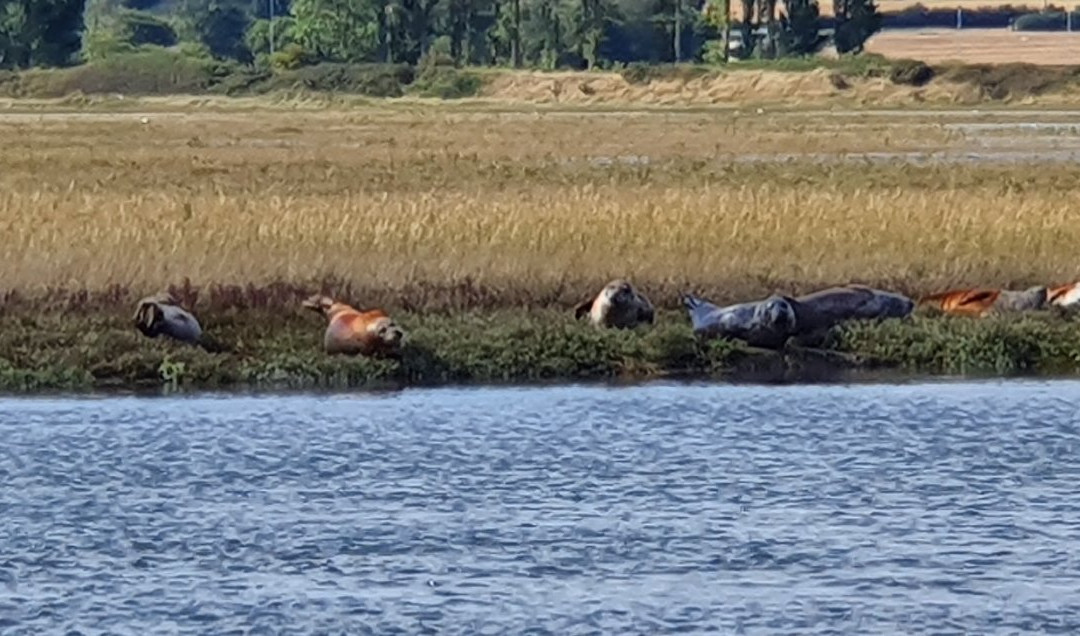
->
[2,380,1080,634]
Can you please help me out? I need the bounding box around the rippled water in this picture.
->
[3,380,1080,634]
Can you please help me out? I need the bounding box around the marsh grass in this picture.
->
[0,108,1075,309]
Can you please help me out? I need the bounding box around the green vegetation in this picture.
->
[4,296,1080,392]
[6,0,883,83]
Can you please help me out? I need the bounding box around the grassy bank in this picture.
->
[4,104,1080,391]
[4,291,1080,392]
[3,51,1080,105]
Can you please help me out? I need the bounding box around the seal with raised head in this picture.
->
[574,279,655,329]
[133,292,204,345]
[302,294,405,357]
[682,293,798,349]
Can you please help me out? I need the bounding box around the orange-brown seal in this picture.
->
[574,279,655,329]
[920,286,1048,317]
[1049,282,1080,309]
[302,294,405,357]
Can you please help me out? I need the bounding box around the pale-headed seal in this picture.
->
[574,279,655,329]
[682,293,798,349]
[302,294,405,357]
[134,292,204,345]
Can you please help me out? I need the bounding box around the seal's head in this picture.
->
[133,291,202,344]
[755,295,798,335]
[576,279,654,329]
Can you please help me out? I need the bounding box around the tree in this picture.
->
[0,0,83,68]
[196,2,254,61]
[570,0,614,68]
[702,0,730,62]
[290,0,380,62]
[775,0,824,55]
[521,0,563,68]
[833,0,879,54]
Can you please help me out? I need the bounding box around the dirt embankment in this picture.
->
[481,65,1080,107]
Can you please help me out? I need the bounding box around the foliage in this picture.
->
[776,0,827,56]
[833,0,881,54]
[116,9,178,47]
[290,0,380,62]
[195,2,253,61]
[245,16,297,60]
[0,0,83,69]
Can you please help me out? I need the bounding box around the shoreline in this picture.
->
[4,305,1080,393]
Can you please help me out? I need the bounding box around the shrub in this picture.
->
[410,67,484,99]
[268,43,312,71]
[286,63,415,96]
[62,48,220,95]
[889,58,934,86]
[117,9,178,47]
[1013,11,1079,31]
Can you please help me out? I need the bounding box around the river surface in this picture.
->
[2,380,1079,634]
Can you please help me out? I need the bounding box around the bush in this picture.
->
[62,48,220,95]
[1013,11,1079,31]
[889,59,934,86]
[410,67,483,98]
[268,43,312,70]
[117,9,178,47]
[283,63,415,96]
[621,61,653,84]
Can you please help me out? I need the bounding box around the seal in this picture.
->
[919,286,1048,317]
[574,279,655,329]
[302,294,405,357]
[683,284,914,348]
[133,292,204,345]
[793,284,914,335]
[1048,281,1080,309]
[682,293,797,349]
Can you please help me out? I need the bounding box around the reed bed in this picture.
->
[0,107,1074,310]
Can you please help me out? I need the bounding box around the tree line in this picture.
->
[0,0,881,70]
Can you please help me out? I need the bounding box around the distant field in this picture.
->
[866,28,1080,65]
[733,1,1041,20]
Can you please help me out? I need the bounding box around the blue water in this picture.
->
[2,380,1080,634]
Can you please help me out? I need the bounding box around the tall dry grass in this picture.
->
[1,107,1076,310]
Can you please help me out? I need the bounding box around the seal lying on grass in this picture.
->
[302,294,405,357]
[574,279,655,329]
[682,294,798,349]
[793,284,914,329]
[683,284,914,349]
[134,292,203,345]
[920,286,1048,317]
[1049,281,1080,309]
